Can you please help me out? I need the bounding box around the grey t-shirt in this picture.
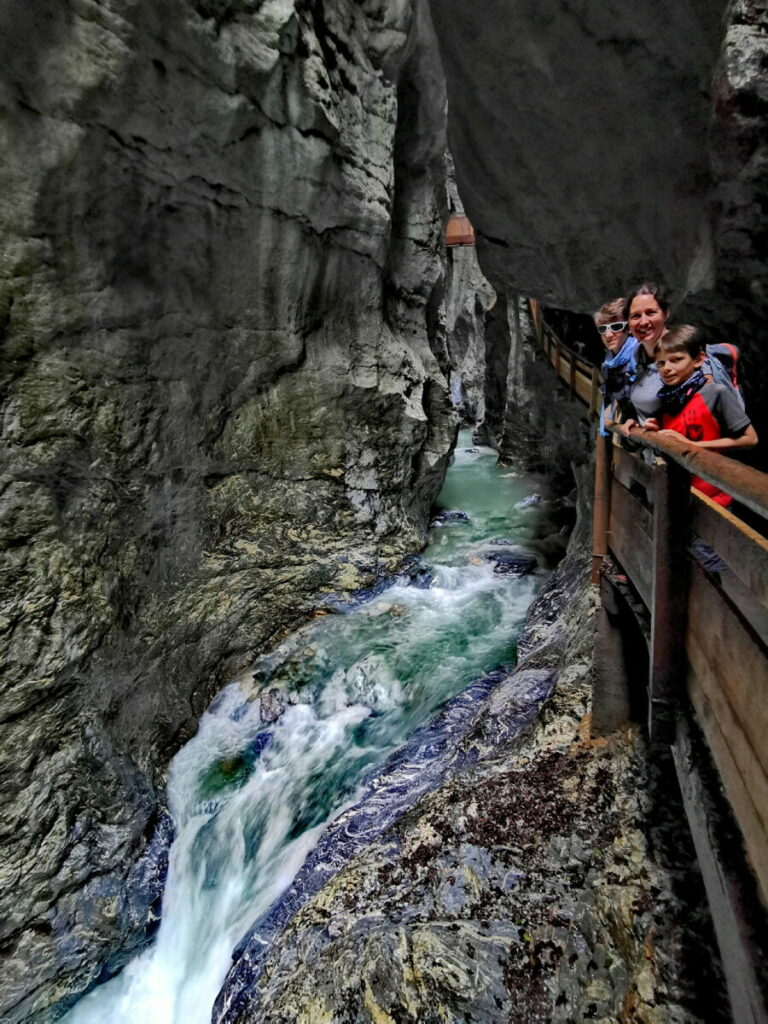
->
[628,356,661,423]
[629,349,742,424]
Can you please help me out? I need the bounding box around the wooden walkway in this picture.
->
[529,299,768,1024]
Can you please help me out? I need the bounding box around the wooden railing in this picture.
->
[530,299,602,415]
[529,298,768,1022]
[594,427,768,1024]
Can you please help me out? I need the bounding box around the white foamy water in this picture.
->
[63,436,550,1024]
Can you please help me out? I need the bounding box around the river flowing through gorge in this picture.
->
[63,433,554,1024]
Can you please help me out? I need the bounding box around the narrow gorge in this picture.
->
[1,1,766,1022]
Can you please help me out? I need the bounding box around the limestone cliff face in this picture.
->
[442,245,493,423]
[474,290,592,503]
[679,0,768,424]
[0,1,454,1018]
[429,0,729,303]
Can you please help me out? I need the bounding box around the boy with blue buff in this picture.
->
[594,298,639,435]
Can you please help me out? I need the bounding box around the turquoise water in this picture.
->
[63,431,548,1024]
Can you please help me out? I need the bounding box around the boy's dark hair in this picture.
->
[622,281,671,321]
[655,324,704,358]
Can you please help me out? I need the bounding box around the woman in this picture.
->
[619,281,670,434]
[594,297,638,433]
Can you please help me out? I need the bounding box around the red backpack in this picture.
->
[706,343,741,394]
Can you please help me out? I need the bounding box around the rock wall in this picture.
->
[471,290,591,515]
[429,0,730,304]
[679,0,768,430]
[429,0,768,439]
[441,244,493,423]
[0,1,456,1018]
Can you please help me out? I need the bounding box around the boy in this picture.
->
[646,325,757,506]
[594,297,638,434]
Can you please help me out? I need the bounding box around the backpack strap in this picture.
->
[721,343,740,389]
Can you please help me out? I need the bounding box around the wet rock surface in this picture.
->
[679,0,768,440]
[515,493,542,510]
[442,245,495,424]
[215,538,728,1023]
[484,549,538,577]
[0,0,455,1017]
[429,508,471,528]
[429,0,728,307]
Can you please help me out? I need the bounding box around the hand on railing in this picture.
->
[630,417,759,453]
[620,417,659,437]
[606,422,768,520]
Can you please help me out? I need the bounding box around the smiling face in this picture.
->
[656,348,705,388]
[629,294,668,352]
[595,318,629,354]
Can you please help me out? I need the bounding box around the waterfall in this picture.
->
[64,433,550,1024]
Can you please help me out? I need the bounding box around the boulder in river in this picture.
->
[406,568,434,589]
[259,692,285,725]
[430,509,471,527]
[484,550,538,576]
[514,493,543,510]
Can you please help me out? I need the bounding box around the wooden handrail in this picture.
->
[533,278,768,1017]
[594,419,768,1019]
[539,320,595,377]
[609,425,768,522]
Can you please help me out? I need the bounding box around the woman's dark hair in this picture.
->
[622,281,671,321]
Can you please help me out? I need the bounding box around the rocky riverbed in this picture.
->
[214,527,728,1024]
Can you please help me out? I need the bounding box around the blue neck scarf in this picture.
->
[599,337,639,435]
[657,368,707,415]
[601,336,639,374]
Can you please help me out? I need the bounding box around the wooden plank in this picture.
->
[688,641,768,831]
[610,477,654,540]
[648,458,690,740]
[589,366,600,417]
[672,714,768,1024]
[611,446,658,508]
[529,299,542,348]
[559,353,572,388]
[593,575,634,734]
[537,319,596,412]
[574,371,592,405]
[445,214,475,246]
[691,492,768,612]
[688,671,768,910]
[686,567,768,781]
[608,478,654,607]
[592,431,612,583]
